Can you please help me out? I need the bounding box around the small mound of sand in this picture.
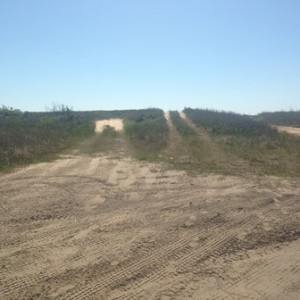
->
[95,119,124,133]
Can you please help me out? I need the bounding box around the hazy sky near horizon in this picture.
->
[1,0,299,114]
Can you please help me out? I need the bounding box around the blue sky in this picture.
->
[0,0,299,114]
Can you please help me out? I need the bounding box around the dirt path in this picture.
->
[163,112,187,160]
[163,111,218,168]
[179,111,218,156]
[1,134,300,299]
[178,112,248,174]
[78,122,132,158]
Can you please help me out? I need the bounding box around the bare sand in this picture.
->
[1,151,300,299]
[275,125,300,136]
[95,119,124,133]
[179,111,187,119]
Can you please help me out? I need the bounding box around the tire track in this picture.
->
[2,153,299,299]
[116,213,300,300]
[111,215,260,300]
[209,240,300,300]
[56,215,260,300]
[1,181,263,288]
[0,200,211,295]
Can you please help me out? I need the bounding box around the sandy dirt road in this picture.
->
[1,139,300,299]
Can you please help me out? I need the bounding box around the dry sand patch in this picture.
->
[275,125,300,136]
[95,119,124,133]
[164,111,171,120]
[179,111,187,119]
[1,155,300,299]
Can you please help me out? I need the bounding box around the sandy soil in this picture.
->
[275,126,300,136]
[95,119,124,133]
[1,148,300,299]
[179,111,187,119]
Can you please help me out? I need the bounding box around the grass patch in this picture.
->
[168,111,228,174]
[3,105,300,177]
[124,109,168,160]
[79,108,169,160]
[102,125,119,137]
[0,106,94,172]
[169,111,197,137]
[80,125,121,155]
[184,108,300,177]
[184,108,275,137]
[220,133,300,176]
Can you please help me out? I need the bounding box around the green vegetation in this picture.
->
[184,108,300,177]
[77,108,167,123]
[80,108,169,159]
[102,125,118,137]
[184,108,275,136]
[124,109,168,160]
[256,110,300,127]
[0,105,94,171]
[80,125,121,155]
[169,111,196,137]
[1,105,300,177]
[168,111,228,174]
